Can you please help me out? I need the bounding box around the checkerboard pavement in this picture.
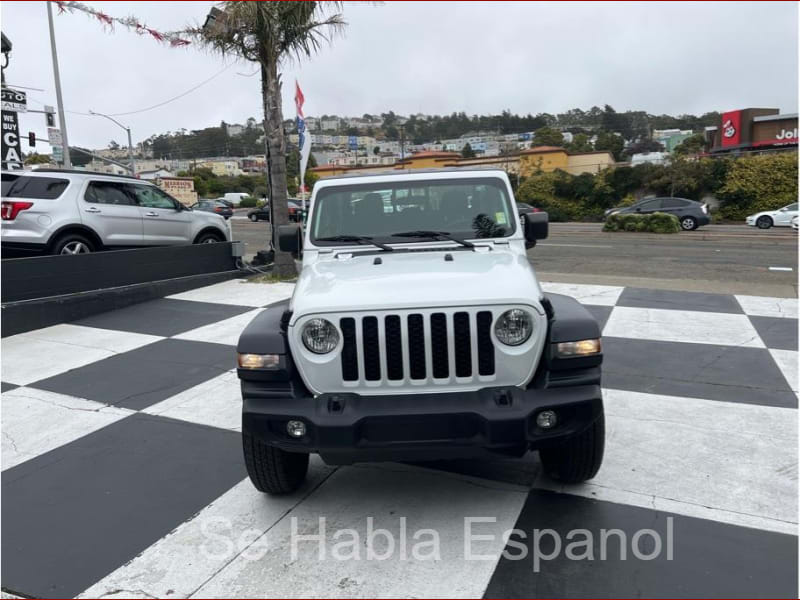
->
[1,279,797,598]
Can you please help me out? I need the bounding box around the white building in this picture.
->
[630,151,668,166]
[320,118,340,131]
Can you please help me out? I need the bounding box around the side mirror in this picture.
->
[522,211,548,248]
[277,224,303,255]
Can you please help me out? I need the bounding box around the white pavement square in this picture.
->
[602,306,765,347]
[167,279,295,308]
[174,309,263,347]
[735,295,799,319]
[770,349,799,393]
[1,325,162,386]
[1,387,133,471]
[537,388,798,534]
[540,282,624,306]
[142,370,243,431]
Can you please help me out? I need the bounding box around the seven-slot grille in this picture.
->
[339,310,495,383]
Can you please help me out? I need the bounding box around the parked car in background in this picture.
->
[191,199,233,220]
[792,215,798,231]
[223,192,251,206]
[247,199,304,222]
[1,170,229,255]
[746,203,798,229]
[248,204,270,222]
[604,197,710,230]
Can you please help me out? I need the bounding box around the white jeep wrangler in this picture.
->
[237,169,604,493]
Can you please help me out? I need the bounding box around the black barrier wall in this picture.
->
[1,243,242,336]
[1,242,239,303]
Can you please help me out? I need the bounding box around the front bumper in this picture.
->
[242,381,602,464]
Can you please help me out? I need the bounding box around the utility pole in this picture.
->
[47,0,71,168]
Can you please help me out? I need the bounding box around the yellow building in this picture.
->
[564,151,615,175]
[394,151,461,169]
[198,159,243,177]
[518,146,569,176]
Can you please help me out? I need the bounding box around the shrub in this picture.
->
[717,152,798,220]
[603,212,679,233]
[238,195,258,208]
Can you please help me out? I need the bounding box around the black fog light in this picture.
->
[286,420,306,438]
[536,410,558,429]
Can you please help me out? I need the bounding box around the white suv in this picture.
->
[1,170,230,255]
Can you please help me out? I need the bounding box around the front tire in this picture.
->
[249,214,259,222]
[540,413,605,483]
[757,216,773,229]
[242,433,309,494]
[680,216,697,231]
[51,233,96,255]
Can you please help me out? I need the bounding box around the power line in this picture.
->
[25,63,234,118]
[105,64,234,116]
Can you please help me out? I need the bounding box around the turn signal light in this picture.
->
[237,353,280,369]
[554,339,602,358]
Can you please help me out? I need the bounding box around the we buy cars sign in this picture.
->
[1,110,22,169]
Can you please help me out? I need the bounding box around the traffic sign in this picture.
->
[1,88,27,113]
[48,127,63,146]
[52,145,63,162]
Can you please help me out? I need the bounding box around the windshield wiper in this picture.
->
[390,230,475,248]
[316,235,394,252]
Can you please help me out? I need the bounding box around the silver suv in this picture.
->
[1,170,230,255]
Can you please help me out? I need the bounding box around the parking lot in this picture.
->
[2,277,797,598]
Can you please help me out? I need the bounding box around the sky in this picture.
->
[2,1,798,153]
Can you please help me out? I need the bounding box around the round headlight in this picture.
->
[494,309,533,346]
[301,318,339,354]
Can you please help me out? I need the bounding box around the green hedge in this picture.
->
[603,212,680,233]
[237,196,258,208]
[716,153,798,220]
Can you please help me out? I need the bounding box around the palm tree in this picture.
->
[188,2,345,276]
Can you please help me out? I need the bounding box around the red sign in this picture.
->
[721,110,742,147]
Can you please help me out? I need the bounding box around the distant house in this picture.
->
[138,168,174,181]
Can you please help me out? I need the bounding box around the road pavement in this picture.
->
[231,220,798,296]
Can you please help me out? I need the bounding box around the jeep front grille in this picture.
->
[340,310,495,383]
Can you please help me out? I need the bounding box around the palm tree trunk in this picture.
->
[260,55,296,277]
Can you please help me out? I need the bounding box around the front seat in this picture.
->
[440,190,469,226]
[350,192,385,234]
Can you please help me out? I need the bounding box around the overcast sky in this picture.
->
[3,1,798,152]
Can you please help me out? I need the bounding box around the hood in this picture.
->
[290,247,542,319]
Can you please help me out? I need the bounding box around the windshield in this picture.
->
[310,177,515,244]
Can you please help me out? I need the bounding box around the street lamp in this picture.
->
[88,110,136,174]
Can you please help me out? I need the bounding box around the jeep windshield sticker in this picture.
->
[495,212,507,225]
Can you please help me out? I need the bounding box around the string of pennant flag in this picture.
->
[51,1,191,47]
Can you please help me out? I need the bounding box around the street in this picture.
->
[231,218,798,295]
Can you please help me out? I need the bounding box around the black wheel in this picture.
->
[242,433,309,494]
[249,214,259,222]
[539,413,605,483]
[51,233,96,255]
[757,216,773,229]
[680,216,697,231]
[195,231,224,244]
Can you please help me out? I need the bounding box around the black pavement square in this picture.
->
[1,413,246,599]
[73,298,253,337]
[602,337,796,408]
[617,287,744,314]
[485,490,797,599]
[748,316,799,351]
[1,381,18,393]
[30,338,235,410]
